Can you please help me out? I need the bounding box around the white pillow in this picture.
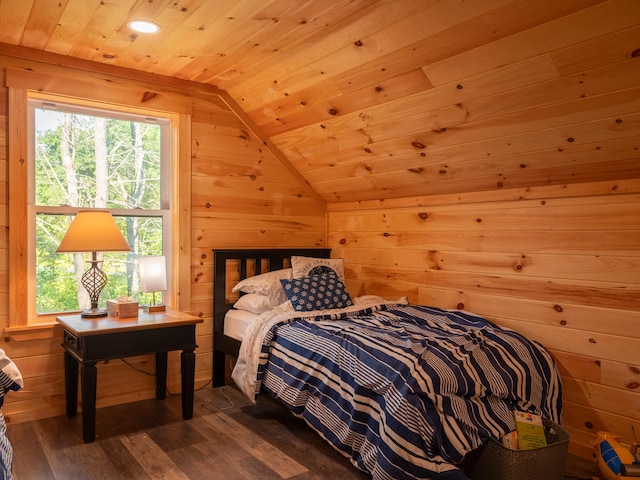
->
[231,268,292,305]
[291,256,345,282]
[233,293,274,314]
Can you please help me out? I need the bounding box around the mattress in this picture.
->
[223,308,259,341]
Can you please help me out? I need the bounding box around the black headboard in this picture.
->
[212,248,331,386]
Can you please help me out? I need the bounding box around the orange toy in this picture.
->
[593,430,640,480]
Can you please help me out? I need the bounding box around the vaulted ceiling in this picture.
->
[1,0,639,203]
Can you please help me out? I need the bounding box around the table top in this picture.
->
[56,309,202,336]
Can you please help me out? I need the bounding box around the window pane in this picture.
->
[36,214,164,314]
[30,100,170,317]
[34,108,162,210]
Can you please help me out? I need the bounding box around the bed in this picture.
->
[213,248,331,386]
[212,248,563,480]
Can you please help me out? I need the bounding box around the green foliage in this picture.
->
[34,107,167,313]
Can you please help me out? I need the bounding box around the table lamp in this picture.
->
[56,210,131,317]
[139,255,167,312]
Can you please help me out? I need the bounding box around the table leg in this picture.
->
[181,348,195,419]
[64,351,78,418]
[80,362,97,443]
[213,350,226,387]
[155,352,168,400]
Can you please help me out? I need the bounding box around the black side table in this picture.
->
[56,309,202,442]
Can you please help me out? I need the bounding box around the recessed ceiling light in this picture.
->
[128,20,160,34]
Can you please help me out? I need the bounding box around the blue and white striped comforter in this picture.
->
[232,301,562,480]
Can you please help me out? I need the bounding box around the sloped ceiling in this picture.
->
[1,0,639,203]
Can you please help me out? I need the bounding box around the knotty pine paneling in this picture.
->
[0,53,326,426]
[2,1,640,205]
[265,0,640,204]
[421,0,638,86]
[328,183,640,457]
[0,0,638,464]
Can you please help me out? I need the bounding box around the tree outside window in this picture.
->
[31,101,171,314]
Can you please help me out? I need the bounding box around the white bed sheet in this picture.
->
[223,308,260,341]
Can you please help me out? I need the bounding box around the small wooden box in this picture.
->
[106,300,139,318]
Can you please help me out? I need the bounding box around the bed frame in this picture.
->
[212,248,331,387]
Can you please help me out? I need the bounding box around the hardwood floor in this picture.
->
[7,385,600,479]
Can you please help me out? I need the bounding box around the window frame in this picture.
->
[28,97,173,317]
[7,76,192,330]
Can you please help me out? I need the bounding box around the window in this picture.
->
[7,71,192,330]
[29,98,172,316]
[28,98,172,318]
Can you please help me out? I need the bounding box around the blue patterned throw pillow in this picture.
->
[280,273,353,312]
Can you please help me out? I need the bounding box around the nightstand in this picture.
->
[56,309,203,443]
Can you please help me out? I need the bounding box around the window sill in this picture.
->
[4,322,60,341]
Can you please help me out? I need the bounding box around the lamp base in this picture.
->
[143,304,166,313]
[80,254,109,319]
[81,307,108,318]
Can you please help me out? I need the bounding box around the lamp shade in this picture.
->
[139,256,167,293]
[56,211,131,253]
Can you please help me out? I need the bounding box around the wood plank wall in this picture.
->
[0,53,326,426]
[328,182,640,459]
[1,48,638,465]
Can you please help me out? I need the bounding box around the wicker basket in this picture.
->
[470,419,569,480]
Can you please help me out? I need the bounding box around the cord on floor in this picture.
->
[201,386,236,412]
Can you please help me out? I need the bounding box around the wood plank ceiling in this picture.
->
[1,0,639,203]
